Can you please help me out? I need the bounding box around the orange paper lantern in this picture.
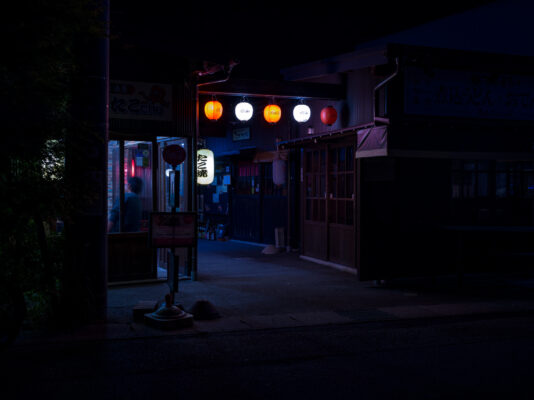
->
[204,100,223,120]
[264,104,281,124]
[320,105,337,126]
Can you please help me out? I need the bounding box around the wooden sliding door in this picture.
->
[302,141,355,268]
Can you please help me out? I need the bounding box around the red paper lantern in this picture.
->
[204,100,223,120]
[264,104,281,124]
[320,106,337,126]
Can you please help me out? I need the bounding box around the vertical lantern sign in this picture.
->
[272,158,286,185]
[197,149,214,185]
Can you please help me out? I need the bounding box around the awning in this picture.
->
[277,123,388,159]
[278,121,534,161]
[356,125,388,158]
[252,150,289,163]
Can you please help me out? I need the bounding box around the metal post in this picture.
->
[170,172,180,302]
[192,102,198,281]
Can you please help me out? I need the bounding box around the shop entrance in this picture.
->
[106,137,190,283]
[231,161,287,244]
[301,141,355,267]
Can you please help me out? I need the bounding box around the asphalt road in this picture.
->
[2,313,533,400]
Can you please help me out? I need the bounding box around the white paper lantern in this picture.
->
[197,149,214,185]
[272,158,286,185]
[292,104,311,123]
[235,101,253,121]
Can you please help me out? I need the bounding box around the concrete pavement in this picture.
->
[15,239,534,345]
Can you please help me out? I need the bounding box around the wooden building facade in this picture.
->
[279,43,534,280]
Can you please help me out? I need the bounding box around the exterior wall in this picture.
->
[358,157,453,280]
[291,68,378,139]
[345,68,376,127]
[358,155,534,281]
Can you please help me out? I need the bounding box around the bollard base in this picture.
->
[144,301,194,330]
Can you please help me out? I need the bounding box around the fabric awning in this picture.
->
[277,123,388,159]
[252,150,289,163]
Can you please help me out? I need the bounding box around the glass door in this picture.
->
[107,139,157,283]
[157,138,190,279]
[302,147,327,260]
[327,144,355,266]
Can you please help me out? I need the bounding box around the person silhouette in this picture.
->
[108,176,143,232]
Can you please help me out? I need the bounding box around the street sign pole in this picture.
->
[161,144,187,304]
[170,172,180,303]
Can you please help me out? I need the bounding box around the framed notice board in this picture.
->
[149,212,196,248]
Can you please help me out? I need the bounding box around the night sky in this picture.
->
[111,0,497,79]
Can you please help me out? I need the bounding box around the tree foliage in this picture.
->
[1,0,106,327]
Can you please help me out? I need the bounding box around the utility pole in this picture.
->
[62,0,109,324]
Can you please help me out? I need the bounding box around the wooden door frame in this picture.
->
[300,145,328,259]
[300,138,356,266]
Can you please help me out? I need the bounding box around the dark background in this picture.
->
[110,0,497,79]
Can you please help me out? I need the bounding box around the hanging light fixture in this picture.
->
[264,100,281,124]
[272,157,286,185]
[320,105,337,126]
[235,98,253,121]
[292,101,311,123]
[197,148,214,185]
[204,99,223,121]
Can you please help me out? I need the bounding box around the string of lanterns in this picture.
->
[203,99,337,126]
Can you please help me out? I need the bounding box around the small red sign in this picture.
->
[162,145,186,167]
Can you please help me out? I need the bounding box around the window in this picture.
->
[304,144,354,225]
[452,160,490,199]
[304,149,326,222]
[452,160,534,200]
[496,161,534,199]
[328,145,354,225]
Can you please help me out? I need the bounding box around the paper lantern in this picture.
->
[320,105,337,126]
[272,158,286,185]
[292,104,311,123]
[264,104,281,124]
[197,149,214,185]
[235,101,253,121]
[204,100,223,120]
